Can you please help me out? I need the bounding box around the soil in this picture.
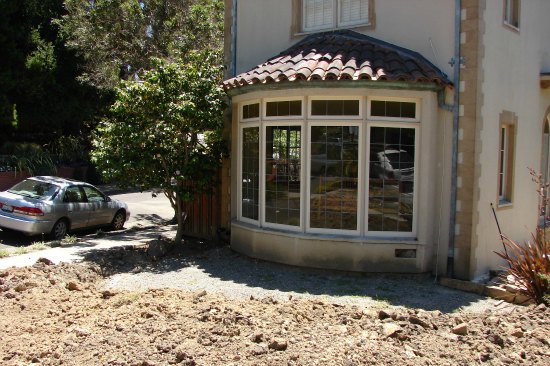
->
[1,249,549,366]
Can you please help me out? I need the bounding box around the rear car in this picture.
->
[0,176,129,239]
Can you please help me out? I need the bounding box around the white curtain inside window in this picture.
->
[339,0,369,25]
[304,0,334,31]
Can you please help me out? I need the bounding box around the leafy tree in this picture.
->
[0,0,104,144]
[91,56,226,244]
[57,0,223,90]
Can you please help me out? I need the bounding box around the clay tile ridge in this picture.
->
[223,29,451,90]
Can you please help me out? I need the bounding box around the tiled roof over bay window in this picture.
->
[223,30,450,91]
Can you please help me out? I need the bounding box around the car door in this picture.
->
[62,186,92,229]
[81,185,113,226]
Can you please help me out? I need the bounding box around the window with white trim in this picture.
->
[302,0,370,33]
[237,97,419,236]
[265,125,302,227]
[368,126,416,232]
[309,124,360,231]
[241,126,260,221]
[504,0,520,29]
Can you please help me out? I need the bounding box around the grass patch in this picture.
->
[0,249,10,258]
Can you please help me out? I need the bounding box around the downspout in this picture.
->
[437,0,461,278]
[231,0,238,77]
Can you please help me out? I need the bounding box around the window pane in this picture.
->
[242,103,259,120]
[311,100,360,116]
[304,0,334,31]
[242,127,259,220]
[368,126,415,232]
[265,126,301,226]
[266,101,302,117]
[339,0,369,26]
[310,125,359,230]
[371,100,417,119]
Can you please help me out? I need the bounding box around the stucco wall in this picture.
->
[471,0,550,278]
[233,0,455,79]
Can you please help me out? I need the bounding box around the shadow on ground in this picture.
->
[78,234,490,314]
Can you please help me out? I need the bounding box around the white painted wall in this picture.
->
[473,0,550,278]
[235,0,455,78]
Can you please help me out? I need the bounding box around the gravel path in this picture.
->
[104,245,507,314]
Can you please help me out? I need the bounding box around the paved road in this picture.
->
[0,190,173,249]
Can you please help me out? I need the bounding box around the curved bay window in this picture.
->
[237,97,419,237]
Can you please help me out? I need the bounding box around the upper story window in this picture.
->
[503,0,520,29]
[302,0,371,33]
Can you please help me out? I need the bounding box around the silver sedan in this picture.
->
[0,176,130,240]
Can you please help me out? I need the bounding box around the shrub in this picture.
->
[495,169,550,305]
[496,231,549,305]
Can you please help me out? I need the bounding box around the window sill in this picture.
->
[232,219,419,244]
[497,200,513,209]
[502,22,520,33]
[294,23,373,38]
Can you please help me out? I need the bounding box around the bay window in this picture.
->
[238,96,419,237]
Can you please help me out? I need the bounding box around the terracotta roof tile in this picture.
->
[224,30,450,90]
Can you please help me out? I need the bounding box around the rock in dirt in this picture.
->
[268,338,288,351]
[451,323,468,335]
[147,239,172,260]
[381,323,402,338]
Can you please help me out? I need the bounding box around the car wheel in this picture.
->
[51,219,69,240]
[111,210,126,231]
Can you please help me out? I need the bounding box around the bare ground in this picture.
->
[0,246,549,366]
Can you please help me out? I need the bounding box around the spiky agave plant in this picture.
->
[496,231,550,305]
[494,169,550,305]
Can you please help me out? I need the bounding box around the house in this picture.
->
[220,0,550,280]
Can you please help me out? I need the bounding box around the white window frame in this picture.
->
[366,97,420,123]
[301,0,371,33]
[240,100,261,122]
[365,121,419,238]
[308,97,363,120]
[306,121,363,235]
[238,123,261,224]
[263,97,304,121]
[261,121,305,232]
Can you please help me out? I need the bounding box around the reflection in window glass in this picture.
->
[265,126,301,226]
[368,127,415,232]
[311,100,360,116]
[266,101,302,117]
[310,125,359,230]
[242,127,259,220]
[242,103,259,120]
[371,100,416,119]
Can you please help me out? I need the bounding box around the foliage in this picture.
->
[0,0,104,141]
[495,169,550,305]
[0,142,56,176]
[48,135,87,165]
[91,56,226,244]
[57,0,224,90]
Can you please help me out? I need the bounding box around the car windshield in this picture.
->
[7,179,60,200]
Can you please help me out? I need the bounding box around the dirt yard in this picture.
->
[1,252,549,365]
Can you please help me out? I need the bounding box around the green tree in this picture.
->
[0,0,104,144]
[91,56,226,244]
[57,0,223,90]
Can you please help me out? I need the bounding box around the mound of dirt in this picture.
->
[0,259,549,365]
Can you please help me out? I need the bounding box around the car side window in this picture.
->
[63,186,85,203]
[82,186,106,203]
